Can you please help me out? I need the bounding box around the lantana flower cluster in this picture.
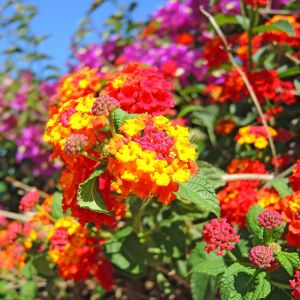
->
[107,114,198,204]
[235,125,277,150]
[48,216,113,289]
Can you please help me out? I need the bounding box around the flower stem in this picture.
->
[81,151,103,162]
[226,250,238,262]
[270,280,292,290]
[108,114,116,136]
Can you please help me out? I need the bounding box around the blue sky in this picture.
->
[27,0,164,72]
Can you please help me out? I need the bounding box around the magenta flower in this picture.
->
[64,134,89,155]
[202,218,240,256]
[91,95,120,115]
[19,190,40,212]
[249,246,274,268]
[258,210,283,230]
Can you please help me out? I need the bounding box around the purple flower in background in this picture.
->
[214,0,240,14]
[75,38,121,69]
[119,37,206,85]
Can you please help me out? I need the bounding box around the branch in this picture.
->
[5,176,50,199]
[199,6,279,173]
[259,8,300,15]
[222,173,274,182]
[0,210,31,222]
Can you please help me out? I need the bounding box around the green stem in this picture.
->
[247,6,254,72]
[270,280,292,290]
[226,251,238,262]
[36,204,56,222]
[108,114,116,136]
[132,199,151,233]
[239,0,248,30]
[82,151,103,163]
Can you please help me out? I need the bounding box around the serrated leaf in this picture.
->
[111,108,136,131]
[276,251,300,276]
[77,168,113,215]
[253,20,295,36]
[268,178,293,198]
[176,171,220,217]
[220,263,271,300]
[51,192,64,219]
[197,161,226,189]
[279,66,300,78]
[246,204,264,243]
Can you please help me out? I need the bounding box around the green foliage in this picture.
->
[197,161,226,189]
[20,281,37,300]
[189,242,226,276]
[276,251,300,276]
[51,192,64,219]
[220,263,271,300]
[268,178,293,198]
[105,228,146,275]
[191,272,219,300]
[32,254,56,278]
[176,171,220,218]
[246,204,264,243]
[253,20,295,36]
[77,167,113,215]
[111,108,136,131]
[188,243,221,300]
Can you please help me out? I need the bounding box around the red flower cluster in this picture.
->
[202,218,240,256]
[207,69,296,105]
[19,190,39,211]
[104,63,175,115]
[244,0,268,7]
[282,192,300,248]
[48,216,114,289]
[249,245,274,268]
[290,266,300,299]
[290,161,300,192]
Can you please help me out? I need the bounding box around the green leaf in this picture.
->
[32,254,55,278]
[77,168,113,215]
[87,0,105,14]
[20,281,37,300]
[188,242,226,276]
[111,108,136,131]
[253,20,295,36]
[191,272,219,300]
[197,161,225,189]
[276,251,300,276]
[268,178,293,198]
[279,67,300,78]
[22,259,35,280]
[272,221,286,241]
[220,263,271,300]
[176,171,220,217]
[106,232,146,275]
[51,192,64,219]
[214,14,249,29]
[246,204,264,243]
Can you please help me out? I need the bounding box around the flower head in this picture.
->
[104,63,175,115]
[235,126,277,150]
[244,0,267,7]
[258,210,283,230]
[19,190,40,211]
[290,267,300,299]
[249,245,274,268]
[202,218,240,256]
[107,114,198,204]
[290,161,300,192]
[91,94,120,115]
[64,134,89,155]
